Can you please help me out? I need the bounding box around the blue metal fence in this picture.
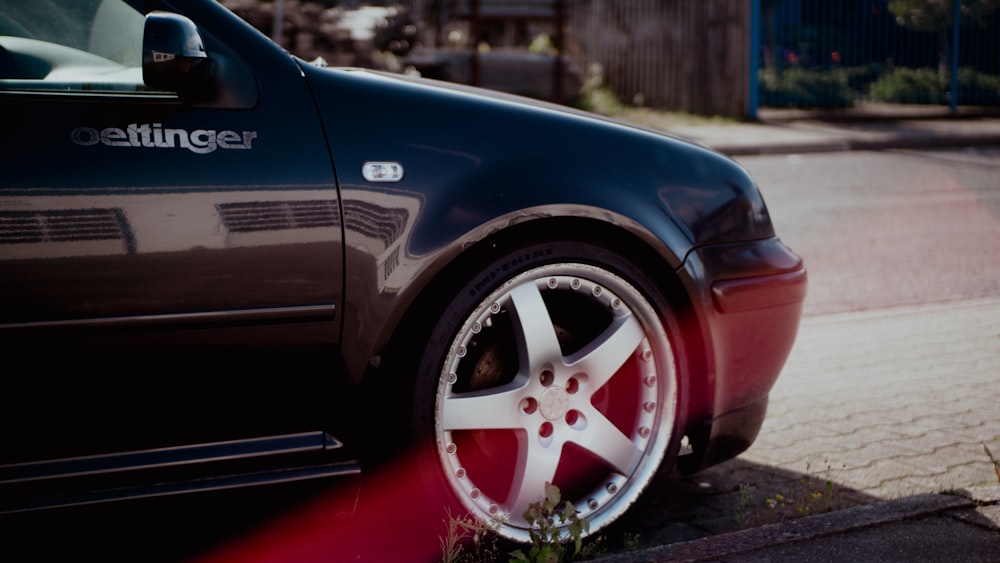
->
[751,0,1000,115]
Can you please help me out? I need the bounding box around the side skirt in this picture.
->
[0,431,360,514]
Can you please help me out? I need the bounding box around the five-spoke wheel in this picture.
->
[421,244,680,543]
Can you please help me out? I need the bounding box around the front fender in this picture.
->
[303,65,773,383]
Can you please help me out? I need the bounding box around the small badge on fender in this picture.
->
[362,161,404,183]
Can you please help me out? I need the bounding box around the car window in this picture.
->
[0,0,164,94]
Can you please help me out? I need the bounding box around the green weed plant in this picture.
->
[439,481,641,563]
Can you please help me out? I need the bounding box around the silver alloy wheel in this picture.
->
[434,262,677,543]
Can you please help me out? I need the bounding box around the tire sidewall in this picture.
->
[411,240,686,540]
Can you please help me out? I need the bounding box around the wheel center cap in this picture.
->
[539,387,569,421]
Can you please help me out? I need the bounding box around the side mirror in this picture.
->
[142,12,215,100]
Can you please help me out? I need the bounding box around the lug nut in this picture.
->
[540,370,554,387]
[566,410,579,425]
[566,378,579,394]
[539,422,553,438]
[520,397,538,414]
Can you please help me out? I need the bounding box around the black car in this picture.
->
[0,0,806,547]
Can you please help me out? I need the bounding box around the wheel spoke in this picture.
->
[573,408,642,475]
[507,282,564,375]
[506,436,562,518]
[441,382,527,431]
[567,312,645,390]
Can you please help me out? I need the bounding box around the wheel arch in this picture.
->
[357,214,713,466]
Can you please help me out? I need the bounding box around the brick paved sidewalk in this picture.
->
[746,296,1000,500]
[619,297,1000,552]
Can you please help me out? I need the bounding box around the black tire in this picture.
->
[412,241,683,544]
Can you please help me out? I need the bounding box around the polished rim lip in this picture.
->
[434,262,677,543]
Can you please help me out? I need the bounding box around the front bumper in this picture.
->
[677,237,806,473]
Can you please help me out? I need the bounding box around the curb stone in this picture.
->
[596,494,975,563]
[659,117,1000,156]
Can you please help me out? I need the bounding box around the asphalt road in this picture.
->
[745,147,1000,316]
[611,147,1000,556]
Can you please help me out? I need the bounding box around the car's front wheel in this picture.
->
[413,241,682,544]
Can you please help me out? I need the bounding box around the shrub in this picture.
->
[867,67,1000,105]
[759,67,854,108]
[868,67,948,104]
[957,68,1000,105]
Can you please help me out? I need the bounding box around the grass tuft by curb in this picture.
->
[733,462,848,530]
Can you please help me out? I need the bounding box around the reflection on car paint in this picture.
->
[0,208,136,258]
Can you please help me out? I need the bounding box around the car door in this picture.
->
[0,0,343,465]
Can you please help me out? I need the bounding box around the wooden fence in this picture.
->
[234,0,755,117]
[567,0,753,118]
[242,1,1000,118]
[407,0,754,116]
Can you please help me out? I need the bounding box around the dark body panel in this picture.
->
[301,66,783,384]
[0,0,805,522]
[0,0,344,464]
[302,67,805,470]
